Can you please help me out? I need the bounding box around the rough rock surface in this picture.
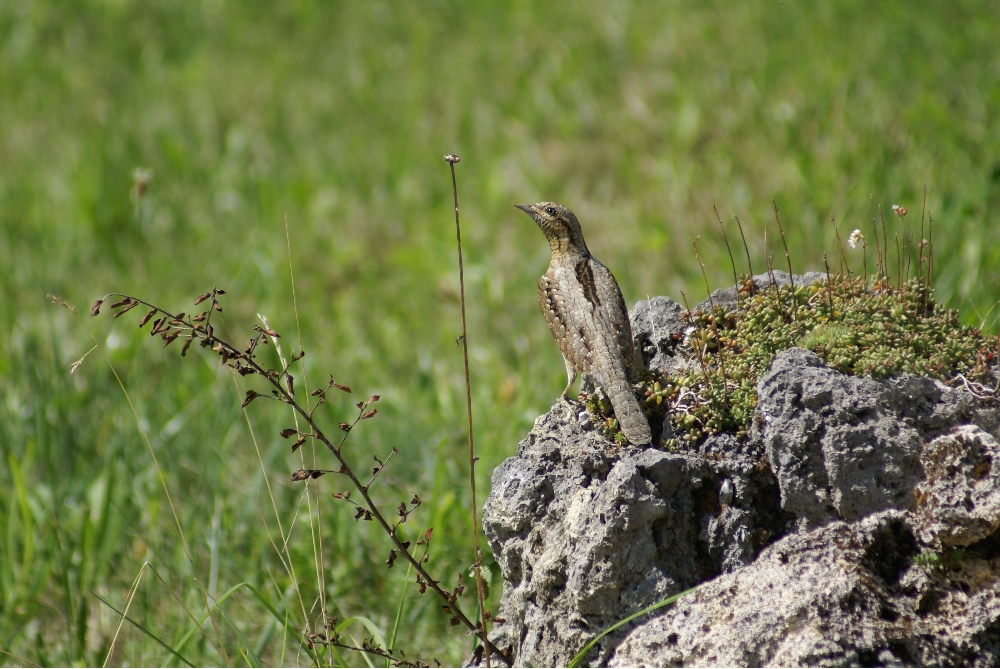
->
[481,401,788,667]
[477,281,1000,668]
[609,511,1000,667]
[756,348,990,529]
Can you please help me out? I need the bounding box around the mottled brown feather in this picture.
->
[521,202,651,444]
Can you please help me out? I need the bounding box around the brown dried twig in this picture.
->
[91,288,511,666]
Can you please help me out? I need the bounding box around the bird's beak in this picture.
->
[514,204,534,214]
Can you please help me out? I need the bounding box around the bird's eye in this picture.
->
[545,207,556,215]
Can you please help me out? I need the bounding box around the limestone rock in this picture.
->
[609,512,1000,667]
[914,425,1000,548]
[481,401,786,667]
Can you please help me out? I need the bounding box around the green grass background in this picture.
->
[2,0,999,665]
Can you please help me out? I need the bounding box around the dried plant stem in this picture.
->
[679,290,713,392]
[732,215,755,280]
[870,195,883,279]
[893,233,901,290]
[104,562,149,667]
[83,324,229,663]
[445,153,491,667]
[879,204,889,282]
[831,217,849,277]
[283,215,332,658]
[713,203,739,313]
[927,214,934,310]
[693,238,730,406]
[918,184,927,282]
[772,200,795,293]
[92,292,510,665]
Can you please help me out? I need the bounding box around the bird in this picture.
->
[515,202,652,445]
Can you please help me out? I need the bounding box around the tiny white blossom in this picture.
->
[847,229,864,249]
[892,204,900,212]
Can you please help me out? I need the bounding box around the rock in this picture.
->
[477,285,1000,667]
[608,511,1000,667]
[914,425,1000,548]
[756,348,980,529]
[630,273,825,376]
[695,270,826,314]
[480,401,788,667]
[629,295,687,374]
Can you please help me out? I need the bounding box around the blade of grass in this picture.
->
[84,323,229,664]
[91,592,195,668]
[103,561,149,667]
[567,586,699,668]
[387,560,413,666]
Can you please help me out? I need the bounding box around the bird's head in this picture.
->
[514,202,589,256]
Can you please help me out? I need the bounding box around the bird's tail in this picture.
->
[597,367,652,445]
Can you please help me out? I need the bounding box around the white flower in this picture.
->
[847,229,863,249]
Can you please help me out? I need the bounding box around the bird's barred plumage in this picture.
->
[517,202,652,445]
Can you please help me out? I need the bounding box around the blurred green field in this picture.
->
[2,0,999,665]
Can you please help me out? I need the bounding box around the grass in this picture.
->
[2,0,1000,665]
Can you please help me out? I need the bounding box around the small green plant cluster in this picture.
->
[587,274,998,447]
[914,547,968,571]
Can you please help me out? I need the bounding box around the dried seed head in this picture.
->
[361,408,377,419]
[91,299,103,317]
[131,168,152,198]
[47,294,77,314]
[443,154,460,164]
[195,292,212,305]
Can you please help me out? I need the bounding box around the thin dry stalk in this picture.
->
[103,562,149,667]
[772,200,795,320]
[693,238,730,406]
[823,253,833,310]
[444,153,491,667]
[732,215,755,280]
[85,328,229,662]
[879,204,889,282]
[679,291,712,393]
[712,203,739,313]
[283,215,332,656]
[870,195,883,278]
[927,213,934,310]
[831,217,848,276]
[893,233,901,290]
[918,184,927,282]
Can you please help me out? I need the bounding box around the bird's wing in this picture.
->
[589,258,641,377]
[538,271,593,376]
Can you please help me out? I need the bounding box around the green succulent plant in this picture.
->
[587,275,999,448]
